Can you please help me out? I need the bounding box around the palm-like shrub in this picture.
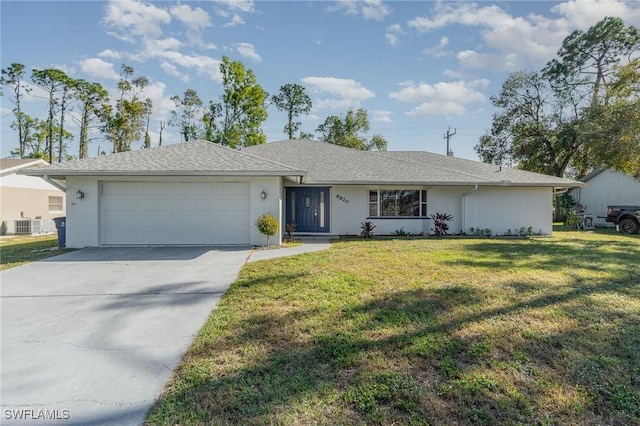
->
[431,213,453,237]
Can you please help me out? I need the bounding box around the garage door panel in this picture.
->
[101,182,250,245]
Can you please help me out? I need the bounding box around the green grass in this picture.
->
[146,229,640,425]
[0,234,73,270]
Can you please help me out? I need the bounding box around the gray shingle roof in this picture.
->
[21,139,304,178]
[1,158,48,175]
[245,139,582,187]
[21,138,582,188]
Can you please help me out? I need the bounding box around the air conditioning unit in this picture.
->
[15,219,32,234]
[1,219,55,235]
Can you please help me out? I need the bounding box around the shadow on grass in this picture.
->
[147,239,640,425]
[442,237,640,275]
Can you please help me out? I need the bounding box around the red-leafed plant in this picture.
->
[431,213,453,237]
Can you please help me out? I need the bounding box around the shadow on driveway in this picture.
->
[0,246,251,425]
[39,245,251,262]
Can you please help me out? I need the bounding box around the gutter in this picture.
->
[43,175,67,192]
[462,185,479,232]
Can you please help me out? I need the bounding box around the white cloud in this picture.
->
[160,62,189,83]
[98,49,122,59]
[215,0,255,14]
[224,14,245,27]
[159,51,223,82]
[406,2,572,71]
[140,81,175,120]
[408,3,514,33]
[78,58,119,80]
[372,110,392,123]
[302,77,375,100]
[170,4,211,31]
[314,98,361,111]
[215,0,254,27]
[328,0,391,21]
[143,37,183,55]
[301,76,375,110]
[423,36,450,57]
[552,0,640,28]
[234,43,262,62]
[407,1,640,74]
[171,4,212,45]
[361,0,391,21]
[389,80,488,117]
[385,23,404,46]
[385,33,400,47]
[103,0,171,41]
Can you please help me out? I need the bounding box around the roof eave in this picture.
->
[0,159,48,176]
[302,179,584,188]
[20,170,307,179]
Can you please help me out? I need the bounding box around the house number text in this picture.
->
[336,194,350,204]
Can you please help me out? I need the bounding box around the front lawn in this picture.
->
[0,234,72,270]
[147,230,640,425]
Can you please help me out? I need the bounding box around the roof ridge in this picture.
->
[213,140,304,172]
[369,150,495,182]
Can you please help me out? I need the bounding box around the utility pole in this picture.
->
[443,126,456,156]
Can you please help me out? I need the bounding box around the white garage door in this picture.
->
[101,182,250,245]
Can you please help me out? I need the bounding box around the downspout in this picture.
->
[462,185,479,232]
[43,175,66,192]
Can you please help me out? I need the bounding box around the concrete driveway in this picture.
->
[1,246,252,425]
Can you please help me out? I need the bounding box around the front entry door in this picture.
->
[286,187,330,233]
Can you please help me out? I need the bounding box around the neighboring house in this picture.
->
[1,158,66,235]
[571,169,640,227]
[21,139,582,248]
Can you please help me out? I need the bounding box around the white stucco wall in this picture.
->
[463,186,553,235]
[297,184,553,237]
[572,170,640,227]
[248,176,283,246]
[0,173,66,224]
[65,175,282,248]
[1,173,63,190]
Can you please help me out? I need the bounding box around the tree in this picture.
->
[55,72,76,162]
[143,98,153,148]
[207,56,268,148]
[478,17,640,179]
[544,17,640,107]
[9,113,41,158]
[74,80,109,159]
[299,131,315,140]
[158,120,166,146]
[170,89,203,142]
[316,108,387,151]
[1,63,31,158]
[104,64,151,153]
[255,213,279,246]
[581,60,640,177]
[475,71,582,177]
[271,83,312,139]
[31,68,69,163]
[543,16,640,176]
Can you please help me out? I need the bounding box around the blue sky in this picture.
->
[2,0,639,161]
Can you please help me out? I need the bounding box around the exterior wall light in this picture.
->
[260,191,267,200]
[76,190,85,200]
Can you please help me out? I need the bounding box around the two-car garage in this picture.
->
[100,181,251,245]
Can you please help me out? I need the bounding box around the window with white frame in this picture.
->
[368,190,427,217]
[48,196,63,212]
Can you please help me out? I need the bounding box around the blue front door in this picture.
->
[286,187,330,233]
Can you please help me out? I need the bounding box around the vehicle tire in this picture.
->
[619,218,639,234]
